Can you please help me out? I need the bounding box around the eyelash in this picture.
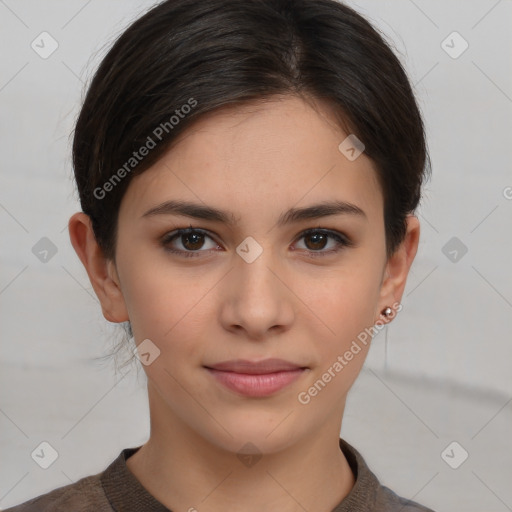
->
[160,226,354,259]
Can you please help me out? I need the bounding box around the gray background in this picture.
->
[1,1,511,510]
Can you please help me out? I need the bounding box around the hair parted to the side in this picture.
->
[72,0,431,266]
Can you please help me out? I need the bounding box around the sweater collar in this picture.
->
[101,438,378,511]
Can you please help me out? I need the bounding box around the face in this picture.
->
[109,95,392,454]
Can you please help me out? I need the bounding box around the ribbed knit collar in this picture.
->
[101,438,379,511]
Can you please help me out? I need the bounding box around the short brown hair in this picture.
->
[72,0,431,261]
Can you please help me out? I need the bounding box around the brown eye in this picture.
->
[180,231,205,250]
[295,229,353,256]
[161,228,219,257]
[303,232,329,251]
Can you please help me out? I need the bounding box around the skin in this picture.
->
[69,94,420,512]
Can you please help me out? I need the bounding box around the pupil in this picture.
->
[307,233,326,250]
[184,232,203,250]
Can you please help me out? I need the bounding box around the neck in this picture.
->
[126,386,355,512]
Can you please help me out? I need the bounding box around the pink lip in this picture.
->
[204,359,307,397]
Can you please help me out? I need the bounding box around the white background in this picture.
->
[1,1,511,510]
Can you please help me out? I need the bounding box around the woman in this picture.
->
[6,0,434,510]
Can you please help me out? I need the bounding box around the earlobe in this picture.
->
[68,212,129,323]
[375,215,420,323]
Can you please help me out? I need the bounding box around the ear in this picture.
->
[375,214,420,323]
[68,212,129,323]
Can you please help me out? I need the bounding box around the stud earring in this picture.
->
[381,306,392,317]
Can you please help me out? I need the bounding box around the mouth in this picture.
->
[204,358,309,397]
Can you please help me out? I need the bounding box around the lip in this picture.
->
[206,358,305,374]
[204,359,308,397]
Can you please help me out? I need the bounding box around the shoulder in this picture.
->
[375,484,437,511]
[338,438,437,512]
[3,473,111,512]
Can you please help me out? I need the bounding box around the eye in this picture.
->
[161,227,220,258]
[161,226,354,259]
[294,228,353,256]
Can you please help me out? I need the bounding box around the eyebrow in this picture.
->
[142,199,367,226]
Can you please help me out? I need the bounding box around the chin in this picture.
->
[192,412,308,457]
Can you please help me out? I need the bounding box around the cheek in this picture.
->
[295,275,379,411]
[117,250,216,361]
[292,261,382,402]
[295,260,382,338]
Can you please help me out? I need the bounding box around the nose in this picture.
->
[219,244,295,341]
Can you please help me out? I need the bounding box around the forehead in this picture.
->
[119,95,383,226]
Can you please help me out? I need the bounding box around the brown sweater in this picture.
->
[5,438,436,511]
